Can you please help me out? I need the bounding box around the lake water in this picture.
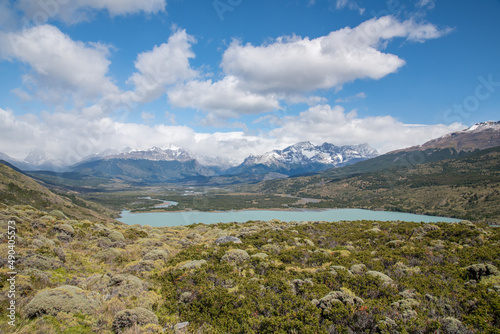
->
[117,208,461,227]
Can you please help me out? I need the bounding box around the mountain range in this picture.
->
[2,120,499,185]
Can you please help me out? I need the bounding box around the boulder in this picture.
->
[112,307,158,333]
[215,236,242,244]
[25,285,101,318]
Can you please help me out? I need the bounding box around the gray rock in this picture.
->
[215,236,242,244]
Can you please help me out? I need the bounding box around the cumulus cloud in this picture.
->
[124,29,198,104]
[0,24,118,106]
[416,0,435,9]
[0,103,466,167]
[269,104,465,153]
[221,15,449,94]
[336,0,365,14]
[168,76,281,119]
[16,0,166,25]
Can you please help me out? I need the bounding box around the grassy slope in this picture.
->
[0,162,117,221]
[0,203,499,333]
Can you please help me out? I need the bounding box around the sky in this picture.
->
[0,0,499,166]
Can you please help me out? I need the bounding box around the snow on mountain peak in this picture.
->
[465,121,500,132]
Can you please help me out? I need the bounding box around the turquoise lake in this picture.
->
[117,208,461,227]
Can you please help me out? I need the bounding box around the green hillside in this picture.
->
[0,161,117,221]
[251,147,500,223]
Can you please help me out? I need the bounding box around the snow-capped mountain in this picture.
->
[228,142,378,176]
[99,146,194,162]
[407,120,500,153]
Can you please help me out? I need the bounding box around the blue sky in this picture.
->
[0,0,499,165]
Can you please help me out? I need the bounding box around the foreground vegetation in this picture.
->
[1,201,499,333]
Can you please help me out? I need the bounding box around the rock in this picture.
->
[25,285,101,318]
[365,227,381,233]
[465,263,500,281]
[366,271,394,286]
[108,231,125,242]
[215,236,242,244]
[112,307,158,333]
[143,249,169,262]
[221,249,250,264]
[350,264,367,275]
[180,260,207,270]
[174,321,190,334]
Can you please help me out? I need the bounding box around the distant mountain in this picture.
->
[227,141,378,176]
[71,146,218,183]
[392,121,500,154]
[0,149,67,172]
[252,120,500,196]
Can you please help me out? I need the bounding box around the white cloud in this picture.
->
[16,0,166,25]
[0,24,118,106]
[124,29,198,104]
[335,92,366,103]
[336,0,365,14]
[221,16,449,94]
[269,104,465,153]
[0,103,466,168]
[168,76,281,119]
[416,0,435,9]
